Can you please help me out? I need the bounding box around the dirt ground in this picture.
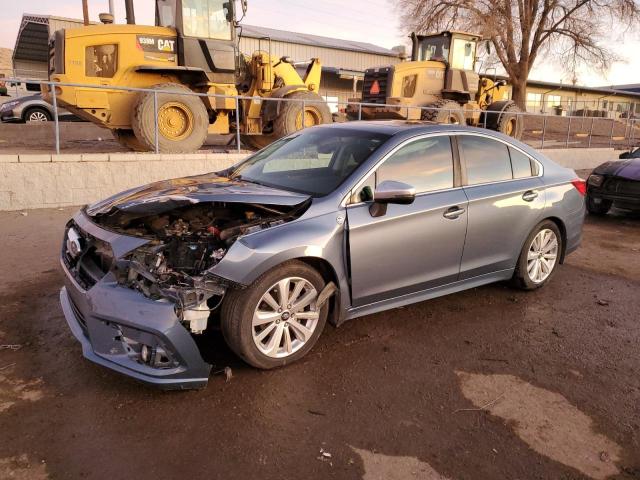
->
[0,179,639,479]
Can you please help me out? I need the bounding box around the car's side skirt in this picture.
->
[345,268,514,321]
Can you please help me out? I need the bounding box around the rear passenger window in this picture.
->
[509,147,535,178]
[377,136,454,193]
[459,136,512,185]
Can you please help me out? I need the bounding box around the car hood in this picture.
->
[86,173,311,216]
[593,158,640,180]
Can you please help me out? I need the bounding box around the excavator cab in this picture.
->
[154,0,238,84]
[411,31,478,71]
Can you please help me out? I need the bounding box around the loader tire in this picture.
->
[243,90,332,150]
[132,83,208,153]
[421,99,466,124]
[483,101,523,139]
[112,129,147,152]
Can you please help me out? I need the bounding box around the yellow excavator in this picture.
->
[43,0,331,152]
[348,31,523,138]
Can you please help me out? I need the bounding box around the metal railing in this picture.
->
[1,76,639,155]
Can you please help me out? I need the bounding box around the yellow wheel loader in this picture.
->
[348,31,523,139]
[42,0,331,153]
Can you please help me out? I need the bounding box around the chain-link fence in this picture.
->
[1,76,638,155]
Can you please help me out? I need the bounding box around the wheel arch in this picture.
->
[22,105,51,122]
[296,256,342,327]
[541,216,568,263]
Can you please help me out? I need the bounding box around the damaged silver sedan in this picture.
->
[59,122,585,389]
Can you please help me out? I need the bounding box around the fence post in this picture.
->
[565,115,572,148]
[153,91,159,154]
[541,114,547,149]
[51,82,60,155]
[609,118,615,148]
[587,117,594,148]
[235,96,241,152]
[302,99,306,129]
[358,103,362,121]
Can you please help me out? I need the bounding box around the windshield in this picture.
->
[229,128,391,197]
[182,0,232,40]
[417,36,450,62]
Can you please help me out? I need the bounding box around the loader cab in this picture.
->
[155,0,238,82]
[412,31,479,72]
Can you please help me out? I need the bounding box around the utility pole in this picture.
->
[82,0,90,25]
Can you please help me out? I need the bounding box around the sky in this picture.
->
[1,0,638,87]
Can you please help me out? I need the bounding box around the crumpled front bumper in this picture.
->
[59,213,212,390]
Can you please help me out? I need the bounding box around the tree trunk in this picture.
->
[510,77,528,111]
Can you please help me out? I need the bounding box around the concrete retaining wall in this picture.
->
[539,148,619,170]
[0,153,246,211]
[0,147,621,211]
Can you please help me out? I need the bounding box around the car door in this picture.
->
[346,134,469,307]
[457,134,545,279]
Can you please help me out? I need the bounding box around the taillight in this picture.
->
[571,179,587,196]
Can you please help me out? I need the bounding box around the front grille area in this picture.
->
[62,222,113,290]
[604,178,640,196]
[362,68,392,104]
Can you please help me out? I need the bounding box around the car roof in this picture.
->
[315,120,511,138]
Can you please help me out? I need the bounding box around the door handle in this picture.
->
[522,190,539,202]
[443,206,466,219]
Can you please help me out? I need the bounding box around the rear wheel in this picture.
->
[421,99,465,124]
[132,83,208,153]
[24,107,51,122]
[111,129,147,151]
[244,90,332,150]
[586,195,612,215]
[221,261,328,369]
[512,220,562,290]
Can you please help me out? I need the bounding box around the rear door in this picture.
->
[346,134,468,307]
[457,134,545,279]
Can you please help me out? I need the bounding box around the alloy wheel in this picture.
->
[252,277,320,358]
[28,111,48,122]
[527,228,558,283]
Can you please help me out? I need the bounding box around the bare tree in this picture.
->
[399,0,640,109]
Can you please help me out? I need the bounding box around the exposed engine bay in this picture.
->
[88,201,309,333]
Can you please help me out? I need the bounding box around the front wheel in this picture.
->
[244,90,332,150]
[484,101,524,139]
[512,220,562,290]
[24,107,51,122]
[221,261,328,369]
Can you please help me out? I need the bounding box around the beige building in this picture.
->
[502,77,640,118]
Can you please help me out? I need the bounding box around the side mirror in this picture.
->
[369,180,416,217]
[241,0,248,15]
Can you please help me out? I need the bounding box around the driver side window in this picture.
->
[349,136,454,204]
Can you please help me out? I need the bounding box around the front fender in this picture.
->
[210,211,346,287]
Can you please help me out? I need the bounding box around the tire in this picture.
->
[221,260,328,369]
[421,99,465,124]
[483,101,523,139]
[24,107,51,122]
[586,194,612,215]
[131,83,208,153]
[244,90,332,150]
[111,129,148,152]
[512,220,563,290]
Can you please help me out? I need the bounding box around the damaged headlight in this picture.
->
[588,174,604,187]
